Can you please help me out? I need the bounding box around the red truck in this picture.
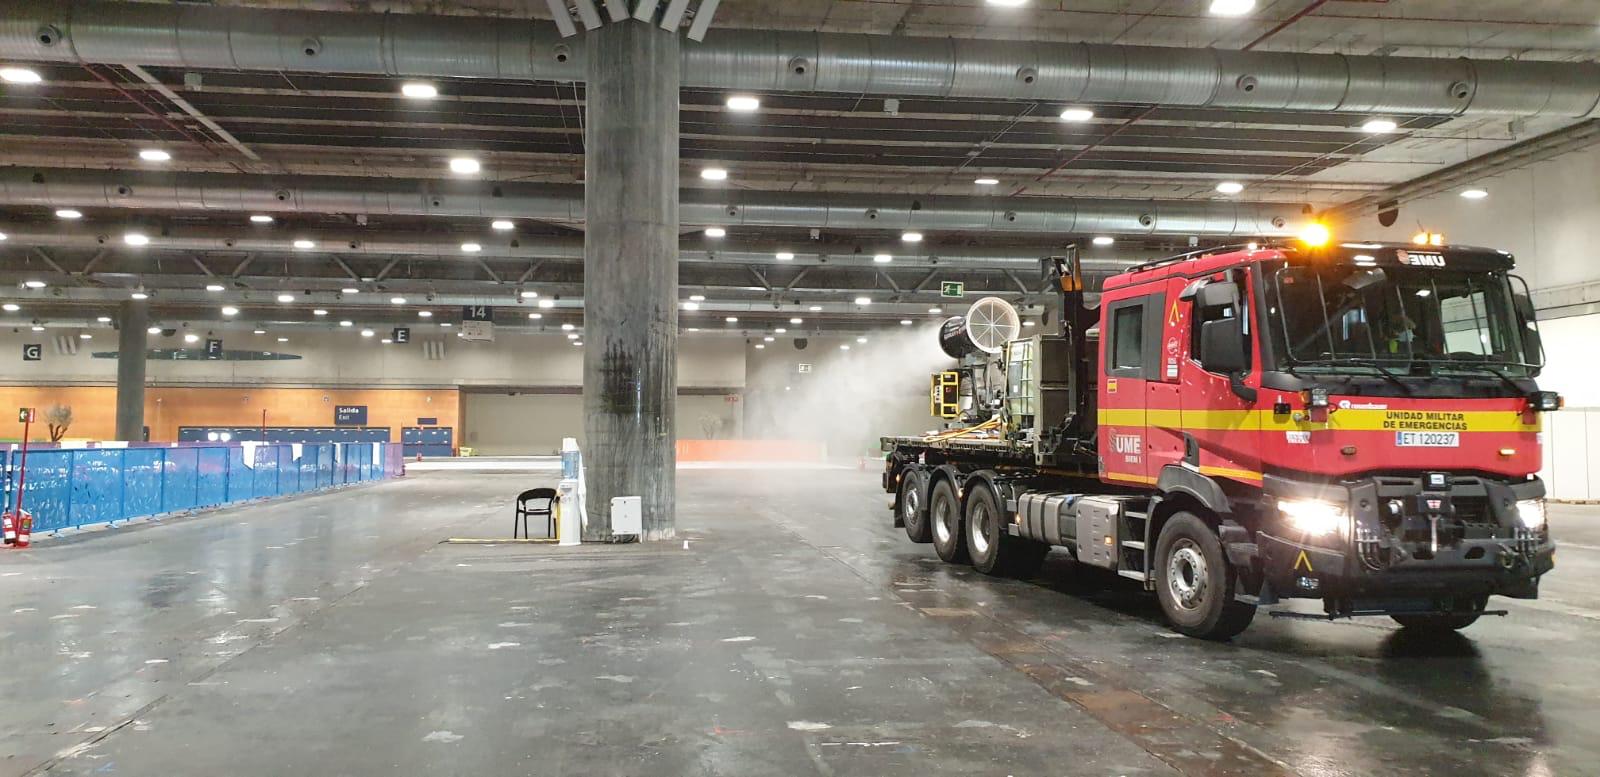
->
[884,237,1558,639]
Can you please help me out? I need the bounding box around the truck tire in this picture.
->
[900,470,931,543]
[1154,512,1256,640]
[1391,595,1488,632]
[929,478,968,564]
[966,483,1048,578]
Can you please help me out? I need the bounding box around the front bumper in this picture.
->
[1251,473,1555,603]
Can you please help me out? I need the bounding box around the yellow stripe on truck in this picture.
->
[1097,408,1538,434]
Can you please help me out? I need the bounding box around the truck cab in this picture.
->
[1097,240,1556,626]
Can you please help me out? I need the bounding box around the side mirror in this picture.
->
[1196,280,1240,311]
[1199,317,1248,374]
[1510,277,1545,368]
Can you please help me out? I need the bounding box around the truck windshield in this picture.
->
[1269,264,1531,376]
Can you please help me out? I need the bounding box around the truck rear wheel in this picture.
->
[1391,595,1488,632]
[966,484,1048,578]
[929,478,968,564]
[1154,512,1256,640]
[900,470,931,543]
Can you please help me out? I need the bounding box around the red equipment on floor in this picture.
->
[5,407,34,549]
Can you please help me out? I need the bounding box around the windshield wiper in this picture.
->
[1456,363,1526,394]
[1329,358,1414,394]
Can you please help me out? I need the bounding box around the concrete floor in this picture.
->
[2,469,1598,777]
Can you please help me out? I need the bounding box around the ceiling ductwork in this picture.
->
[2,1,1598,117]
[0,168,1305,237]
[0,225,1147,270]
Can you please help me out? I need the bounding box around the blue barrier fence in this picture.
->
[2,442,404,535]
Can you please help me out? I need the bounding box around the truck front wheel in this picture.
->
[966,484,1048,578]
[1154,512,1256,640]
[929,479,968,564]
[900,470,931,543]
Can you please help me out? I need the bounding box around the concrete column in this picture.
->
[582,22,680,541]
[115,299,148,441]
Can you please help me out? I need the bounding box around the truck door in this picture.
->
[1099,290,1166,485]
[1145,280,1190,476]
[1180,271,1263,486]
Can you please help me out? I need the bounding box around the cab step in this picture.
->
[1117,569,1148,582]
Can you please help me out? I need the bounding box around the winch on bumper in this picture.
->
[1243,473,1555,603]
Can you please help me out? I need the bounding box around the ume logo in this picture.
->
[1112,434,1142,454]
[1398,250,1446,267]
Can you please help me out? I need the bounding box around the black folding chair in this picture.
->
[513,487,558,539]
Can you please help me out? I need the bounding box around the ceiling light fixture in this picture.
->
[873,254,892,263]
[221,306,239,316]
[253,329,266,334]
[1208,0,1256,16]
[23,280,46,289]
[901,232,923,243]
[725,95,761,112]
[491,219,514,231]
[986,0,1027,6]
[856,336,868,344]
[528,313,542,320]
[418,310,433,318]
[138,149,171,162]
[277,337,288,343]
[97,316,111,323]
[537,299,555,309]
[183,333,199,343]
[0,67,42,84]
[809,305,822,312]
[520,290,539,299]
[705,227,727,238]
[249,214,274,223]
[681,301,700,311]
[763,336,775,342]
[1215,181,1245,194]
[400,82,438,99]
[313,309,328,316]
[776,252,795,261]
[900,319,913,325]
[461,242,482,253]
[131,291,149,300]
[124,232,149,246]
[361,329,375,338]
[341,288,360,295]
[700,167,728,181]
[928,307,943,314]
[1,304,17,312]
[1460,188,1489,200]
[561,323,575,331]
[277,293,294,303]
[340,320,353,327]
[689,294,706,301]
[1092,236,1115,246]
[1059,108,1094,122]
[1362,119,1398,134]
[725,316,738,323]
[390,296,407,304]
[974,177,999,186]
[449,157,481,175]
[293,239,315,249]
[790,317,802,324]
[854,296,871,305]
[205,283,225,292]
[145,326,160,334]
[79,333,92,340]
[55,209,83,219]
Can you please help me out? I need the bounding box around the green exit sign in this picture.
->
[940,281,965,298]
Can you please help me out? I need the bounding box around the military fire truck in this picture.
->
[883,237,1559,639]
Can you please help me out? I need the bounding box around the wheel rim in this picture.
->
[933,497,953,543]
[902,483,920,523]
[970,501,992,555]
[1166,540,1208,611]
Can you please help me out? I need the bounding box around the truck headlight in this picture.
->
[1278,498,1347,537]
[1515,498,1547,530]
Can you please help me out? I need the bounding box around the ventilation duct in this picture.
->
[2,0,1598,117]
[0,168,1305,237]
